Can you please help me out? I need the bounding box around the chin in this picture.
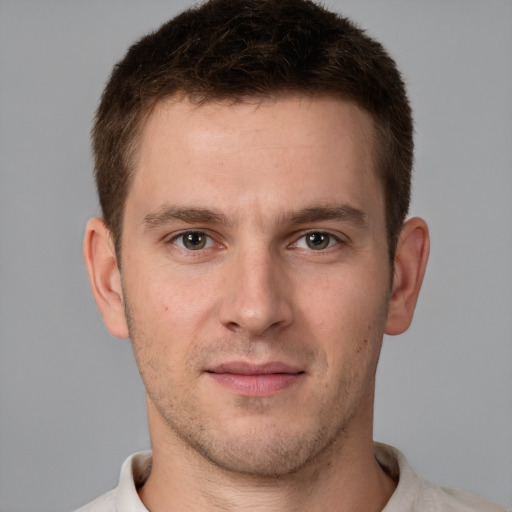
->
[175,418,344,479]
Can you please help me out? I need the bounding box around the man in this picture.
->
[78,0,506,511]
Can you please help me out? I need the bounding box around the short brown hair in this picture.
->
[93,0,413,262]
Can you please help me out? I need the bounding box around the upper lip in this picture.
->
[207,361,304,375]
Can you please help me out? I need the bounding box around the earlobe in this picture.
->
[83,217,129,338]
[385,217,430,336]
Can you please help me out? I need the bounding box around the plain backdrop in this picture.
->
[0,1,511,511]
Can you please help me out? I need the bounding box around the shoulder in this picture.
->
[375,443,508,512]
[73,451,152,512]
[415,478,508,512]
[74,489,116,512]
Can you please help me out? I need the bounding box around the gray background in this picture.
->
[1,1,511,511]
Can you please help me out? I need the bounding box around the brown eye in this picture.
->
[292,231,340,251]
[305,232,331,250]
[174,232,212,250]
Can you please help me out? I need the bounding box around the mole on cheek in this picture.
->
[356,338,369,354]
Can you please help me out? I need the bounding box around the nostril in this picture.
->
[225,321,241,332]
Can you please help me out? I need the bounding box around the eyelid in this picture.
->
[289,230,346,250]
[163,228,348,251]
[167,230,216,250]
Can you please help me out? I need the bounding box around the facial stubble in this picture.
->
[123,291,387,480]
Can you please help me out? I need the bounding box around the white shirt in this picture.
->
[75,443,507,511]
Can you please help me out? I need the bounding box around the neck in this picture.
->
[139,404,396,512]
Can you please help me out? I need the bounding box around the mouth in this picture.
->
[205,361,305,397]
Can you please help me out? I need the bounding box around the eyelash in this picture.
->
[291,231,341,251]
[168,230,343,252]
[169,231,216,251]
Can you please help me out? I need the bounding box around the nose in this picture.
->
[218,245,294,337]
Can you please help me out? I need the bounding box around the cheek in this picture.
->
[297,269,389,363]
[299,270,386,329]
[124,266,223,374]
[127,260,219,324]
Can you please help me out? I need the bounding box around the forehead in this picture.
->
[141,95,377,161]
[128,95,383,226]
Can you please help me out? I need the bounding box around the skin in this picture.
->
[84,95,429,511]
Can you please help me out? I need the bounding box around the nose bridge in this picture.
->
[219,239,293,336]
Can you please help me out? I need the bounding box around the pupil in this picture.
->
[185,232,205,249]
[307,233,328,249]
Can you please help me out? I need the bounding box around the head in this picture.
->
[85,0,429,482]
[93,0,413,264]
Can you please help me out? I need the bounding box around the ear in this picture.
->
[385,217,430,335]
[83,217,129,338]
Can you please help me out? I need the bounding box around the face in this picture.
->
[120,96,392,477]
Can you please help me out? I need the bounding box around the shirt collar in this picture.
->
[116,451,152,512]
[114,444,416,511]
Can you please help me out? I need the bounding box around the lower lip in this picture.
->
[207,372,304,397]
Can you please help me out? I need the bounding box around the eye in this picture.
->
[294,232,339,250]
[172,231,214,250]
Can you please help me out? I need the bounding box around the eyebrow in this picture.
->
[142,206,232,231]
[142,203,368,232]
[283,204,368,228]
